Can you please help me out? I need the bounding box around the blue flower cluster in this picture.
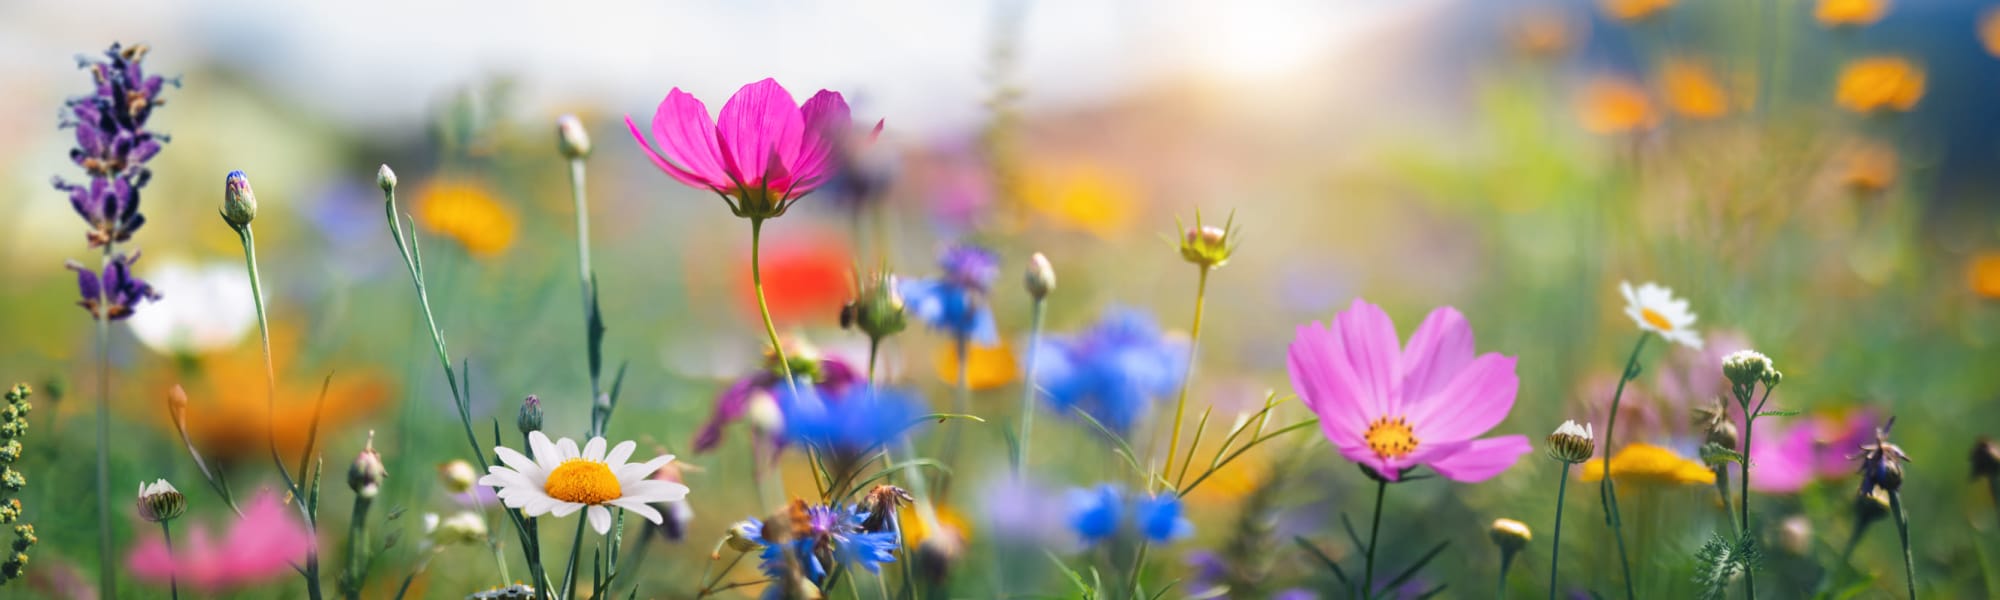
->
[899,244,1000,345]
[1034,308,1188,433]
[747,503,900,588]
[778,384,925,456]
[1066,484,1192,545]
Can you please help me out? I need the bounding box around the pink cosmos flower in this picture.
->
[1749,410,1879,493]
[1287,299,1532,482]
[625,78,879,218]
[126,490,312,592]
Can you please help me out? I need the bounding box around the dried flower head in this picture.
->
[1546,420,1596,464]
[1854,417,1909,496]
[840,271,907,342]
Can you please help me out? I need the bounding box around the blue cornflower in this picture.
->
[898,244,1000,346]
[748,502,900,587]
[1035,308,1188,433]
[1064,484,1192,546]
[778,385,925,458]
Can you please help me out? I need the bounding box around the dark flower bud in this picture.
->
[220,170,257,228]
[1706,418,1740,452]
[858,485,912,534]
[1855,487,1891,525]
[348,431,387,498]
[517,395,543,436]
[1972,437,2000,481]
[136,479,185,523]
[556,115,592,159]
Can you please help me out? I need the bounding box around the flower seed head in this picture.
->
[1024,252,1056,300]
[556,114,592,159]
[220,170,258,228]
[377,164,398,192]
[1722,350,1776,388]
[438,459,478,494]
[1971,437,1999,480]
[1489,518,1532,553]
[135,479,185,522]
[516,395,543,435]
[1546,420,1595,463]
[347,431,387,498]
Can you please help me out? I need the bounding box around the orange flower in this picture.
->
[1835,57,1925,114]
[1021,163,1138,238]
[1600,0,1672,22]
[1982,8,2000,58]
[731,233,852,325]
[1837,141,1898,194]
[1659,58,1730,119]
[1576,78,1659,134]
[1508,7,1576,58]
[413,176,518,257]
[1816,0,1889,28]
[1969,253,2000,299]
[900,504,971,547]
[162,326,390,465]
[933,339,1018,391]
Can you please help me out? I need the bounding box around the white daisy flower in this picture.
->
[478,431,689,534]
[1620,281,1702,349]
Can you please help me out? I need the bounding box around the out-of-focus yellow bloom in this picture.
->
[1579,443,1715,486]
[1576,78,1660,134]
[1508,7,1576,58]
[900,504,970,547]
[1659,59,1730,119]
[1601,0,1672,22]
[413,176,518,257]
[934,339,1018,391]
[1836,57,1925,114]
[1020,163,1137,238]
[1982,8,2000,58]
[1968,253,2000,299]
[1837,141,1899,194]
[1816,0,1889,28]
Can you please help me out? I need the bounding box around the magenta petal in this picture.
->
[1288,321,1371,437]
[716,78,804,189]
[1408,353,1518,442]
[1399,306,1475,403]
[1427,435,1531,482]
[650,89,732,189]
[1749,420,1815,493]
[790,89,852,190]
[1334,299,1402,416]
[626,116,715,190]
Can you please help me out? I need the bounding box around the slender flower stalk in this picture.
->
[161,520,179,600]
[1545,420,1594,599]
[1890,490,1916,599]
[138,479,185,599]
[1362,478,1388,593]
[1162,211,1233,483]
[1490,519,1530,599]
[1723,349,1783,600]
[1548,468,1571,600]
[1017,253,1054,475]
[1162,266,1210,483]
[558,115,613,436]
[1597,333,1648,600]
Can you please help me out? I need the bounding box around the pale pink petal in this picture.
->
[1749,419,1816,493]
[715,78,804,189]
[1407,354,1518,443]
[1334,299,1402,416]
[1426,435,1532,482]
[1399,307,1475,404]
[626,115,715,190]
[1288,321,1370,440]
[649,88,732,188]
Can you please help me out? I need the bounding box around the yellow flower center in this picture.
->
[1365,416,1420,459]
[544,458,621,505]
[1640,308,1674,331]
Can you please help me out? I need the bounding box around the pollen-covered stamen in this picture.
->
[543,458,622,505]
[1640,308,1674,331]
[1365,416,1420,459]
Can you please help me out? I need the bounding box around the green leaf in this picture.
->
[1380,540,1450,592]
[1293,536,1352,588]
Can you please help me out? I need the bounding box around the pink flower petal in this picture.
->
[1288,321,1371,439]
[789,89,852,192]
[1407,353,1518,442]
[648,88,733,190]
[1749,419,1816,493]
[1399,306,1474,404]
[1427,435,1533,482]
[626,116,713,190]
[716,78,804,189]
[1333,299,1402,416]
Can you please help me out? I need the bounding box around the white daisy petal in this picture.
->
[603,440,637,467]
[550,501,585,517]
[495,446,540,475]
[557,437,581,460]
[609,498,665,524]
[624,479,691,503]
[588,505,613,534]
[530,431,562,471]
[617,455,676,484]
[584,437,607,462]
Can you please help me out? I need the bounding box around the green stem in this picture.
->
[1016,298,1046,477]
[937,333,970,502]
[1549,464,1569,600]
[238,225,324,600]
[1714,468,1736,535]
[560,517,588,599]
[1891,491,1917,599]
[750,217,798,398]
[1363,478,1387,596]
[1497,552,1513,600]
[1740,395,1757,600]
[93,241,116,600]
[1162,267,1210,486]
[343,495,373,599]
[162,520,178,600]
[1597,334,1648,600]
[569,156,607,435]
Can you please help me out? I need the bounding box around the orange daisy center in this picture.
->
[1365,416,1420,459]
[544,458,621,505]
[1640,307,1674,331]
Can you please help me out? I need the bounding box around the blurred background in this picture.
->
[4,0,2000,597]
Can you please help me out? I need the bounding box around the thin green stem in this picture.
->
[1126,541,1151,600]
[569,156,608,435]
[1891,491,1917,599]
[92,239,116,599]
[343,495,373,599]
[750,217,799,398]
[162,520,179,600]
[1162,266,1210,486]
[1740,393,1757,600]
[1363,478,1387,596]
[561,517,588,599]
[1714,468,1737,535]
[1497,552,1513,600]
[1549,464,1569,600]
[238,225,324,600]
[1597,333,1648,600]
[937,333,970,502]
[1016,298,1046,477]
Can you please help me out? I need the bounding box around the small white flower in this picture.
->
[137,478,180,499]
[478,431,689,535]
[1620,281,1702,349]
[1551,420,1593,441]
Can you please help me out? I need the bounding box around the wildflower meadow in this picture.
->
[7,1,2000,598]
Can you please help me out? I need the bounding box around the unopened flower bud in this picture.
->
[556,115,592,159]
[1545,420,1595,464]
[425,511,488,546]
[1178,222,1234,268]
[842,273,907,342]
[1024,253,1055,300]
[136,479,185,523]
[165,384,188,430]
[724,520,763,553]
[348,431,387,498]
[915,529,963,586]
[1722,350,1775,388]
[1489,518,1532,554]
[221,170,258,228]
[517,395,543,435]
[1855,488,1892,525]
[1974,437,2000,480]
[438,459,477,494]
[377,164,398,192]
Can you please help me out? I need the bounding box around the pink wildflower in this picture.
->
[126,491,311,592]
[625,78,879,219]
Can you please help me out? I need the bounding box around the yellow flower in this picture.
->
[1835,57,1925,114]
[1576,78,1659,134]
[1659,58,1731,119]
[1968,253,2000,299]
[900,504,970,547]
[1816,0,1889,28]
[1600,0,1672,22]
[1982,8,2000,58]
[933,339,1018,391]
[1836,141,1898,194]
[1021,163,1137,238]
[1579,443,1715,487]
[413,177,518,257]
